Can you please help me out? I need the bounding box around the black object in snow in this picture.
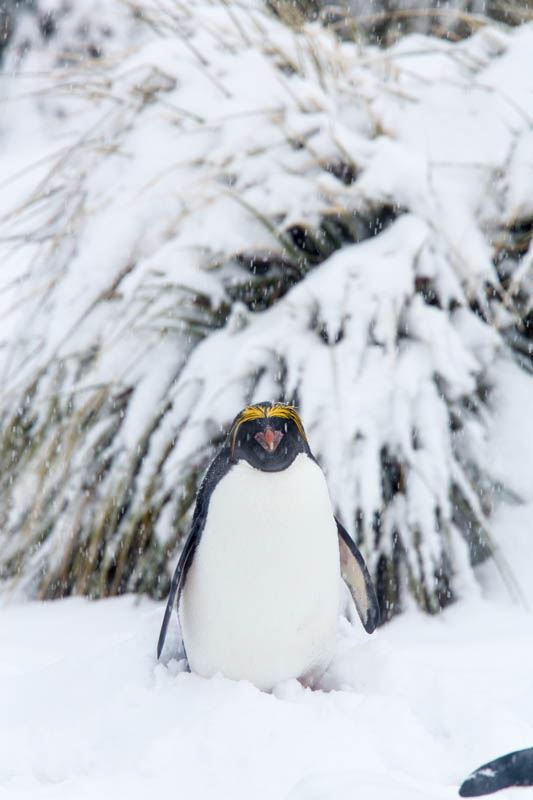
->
[459,748,533,796]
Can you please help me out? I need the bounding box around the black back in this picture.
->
[459,748,533,796]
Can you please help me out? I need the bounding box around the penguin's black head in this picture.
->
[228,402,310,472]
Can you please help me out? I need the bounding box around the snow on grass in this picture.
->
[1,584,533,799]
[1,0,533,611]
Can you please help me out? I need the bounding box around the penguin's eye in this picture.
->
[284,423,288,433]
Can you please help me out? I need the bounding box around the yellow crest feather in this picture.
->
[230,403,306,454]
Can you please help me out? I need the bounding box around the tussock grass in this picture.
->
[0,0,531,620]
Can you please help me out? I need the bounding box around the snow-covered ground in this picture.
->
[2,548,533,800]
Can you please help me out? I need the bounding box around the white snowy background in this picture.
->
[1,0,533,797]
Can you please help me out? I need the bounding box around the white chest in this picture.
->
[179,453,340,690]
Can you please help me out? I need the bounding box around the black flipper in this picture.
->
[336,519,380,634]
[459,748,533,796]
[156,448,234,660]
[156,526,199,660]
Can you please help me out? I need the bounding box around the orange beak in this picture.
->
[254,426,283,452]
